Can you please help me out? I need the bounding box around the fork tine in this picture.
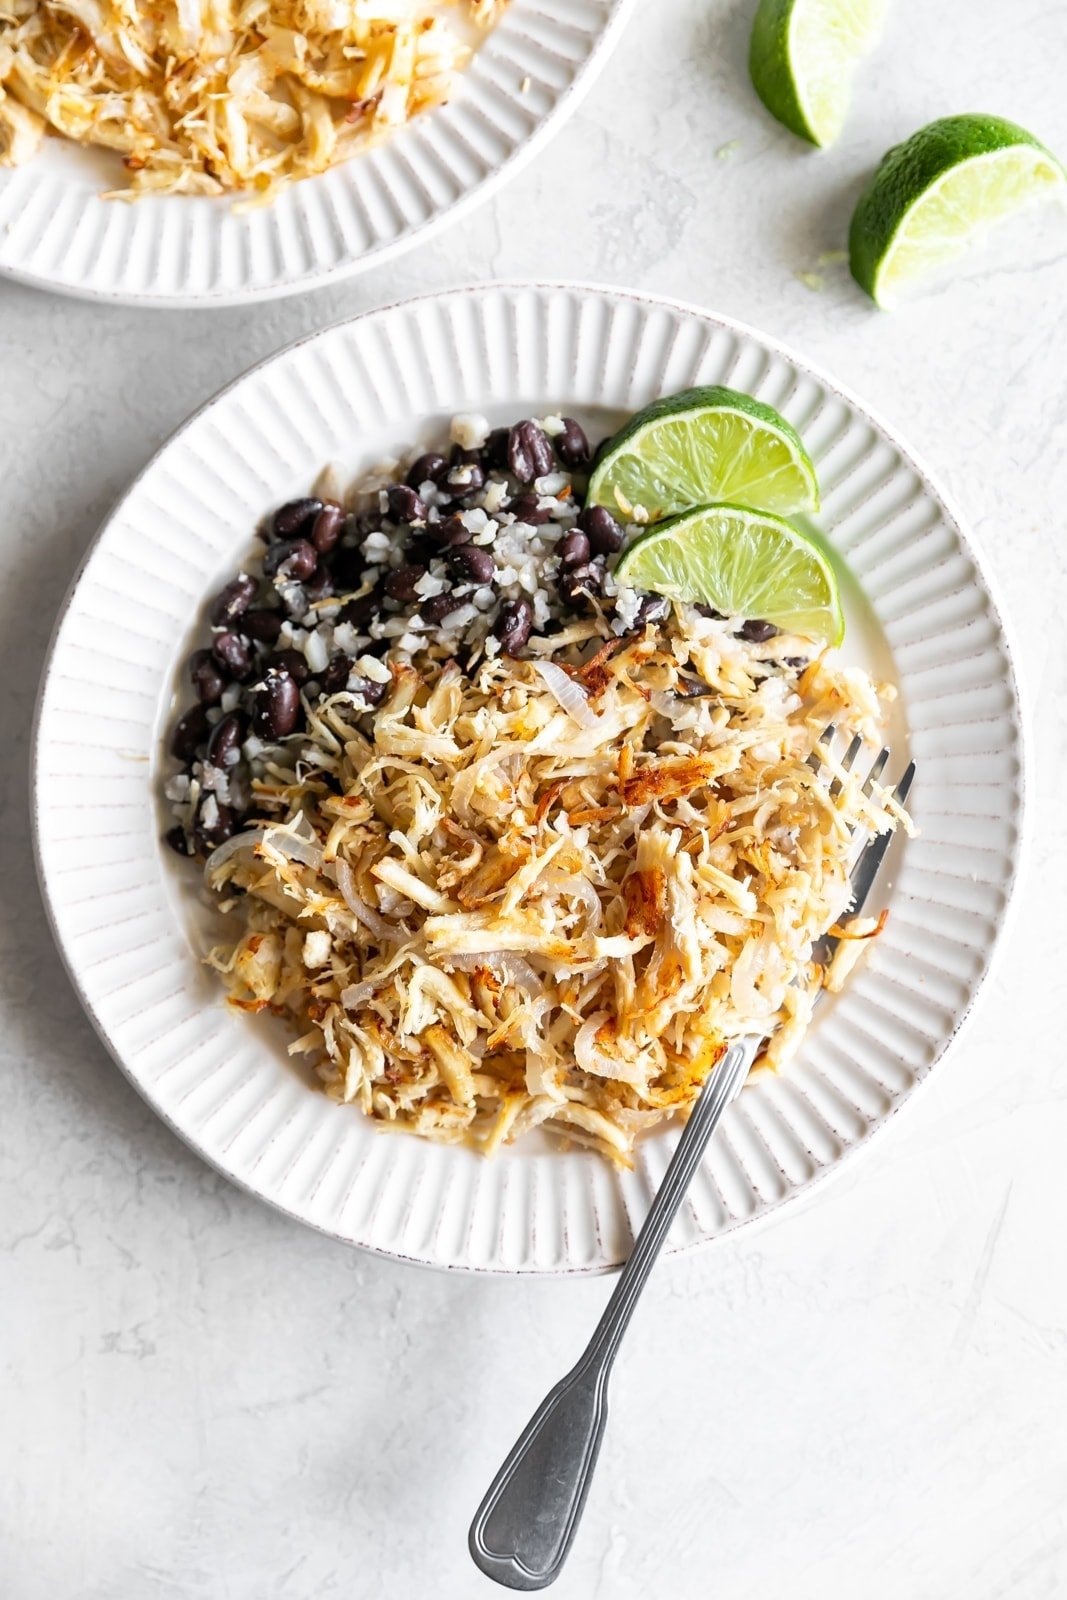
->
[847,759,916,911]
[829,734,863,796]
[862,746,890,796]
[893,759,916,808]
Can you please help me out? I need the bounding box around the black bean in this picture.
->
[337,594,377,630]
[633,594,670,628]
[676,675,714,699]
[556,417,591,468]
[447,545,495,585]
[484,427,511,470]
[558,529,590,567]
[253,670,302,739]
[494,598,534,655]
[420,592,464,624]
[784,656,809,670]
[272,498,322,540]
[332,546,370,592]
[507,421,554,484]
[384,565,427,604]
[558,560,605,608]
[358,635,390,660]
[310,502,345,555]
[212,631,254,681]
[446,461,486,497]
[387,484,428,525]
[193,800,236,855]
[405,535,443,568]
[351,676,389,708]
[430,514,472,548]
[695,604,724,620]
[269,648,310,686]
[189,648,227,706]
[507,493,552,527]
[206,710,247,766]
[264,538,318,582]
[577,504,624,556]
[321,652,353,695]
[165,825,192,857]
[303,565,334,603]
[170,705,211,761]
[406,452,449,489]
[242,608,283,646]
[210,573,257,627]
[738,618,779,643]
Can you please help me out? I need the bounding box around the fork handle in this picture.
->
[468,1041,753,1590]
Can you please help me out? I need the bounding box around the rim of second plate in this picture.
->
[30,281,1030,1272]
[0,1,636,308]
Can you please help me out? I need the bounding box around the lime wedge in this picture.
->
[615,503,844,645]
[850,114,1066,307]
[587,387,819,522]
[749,0,888,149]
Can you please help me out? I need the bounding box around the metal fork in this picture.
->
[469,734,915,1592]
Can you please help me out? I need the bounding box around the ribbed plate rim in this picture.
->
[31,281,1029,1273]
[0,0,635,308]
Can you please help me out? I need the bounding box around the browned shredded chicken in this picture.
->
[204,608,910,1163]
[0,0,505,196]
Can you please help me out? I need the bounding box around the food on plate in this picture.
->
[163,400,911,1162]
[586,386,819,521]
[748,0,888,149]
[0,0,503,196]
[850,114,1066,308]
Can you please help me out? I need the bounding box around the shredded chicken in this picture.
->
[203,609,912,1164]
[0,0,505,196]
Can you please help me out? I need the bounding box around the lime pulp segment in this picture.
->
[849,114,1067,307]
[587,386,819,522]
[749,0,888,148]
[614,503,844,646]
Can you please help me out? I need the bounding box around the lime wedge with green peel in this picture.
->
[587,387,819,523]
[749,0,888,149]
[850,114,1066,308]
[615,503,844,646]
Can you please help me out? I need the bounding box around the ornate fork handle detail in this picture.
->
[468,1040,755,1591]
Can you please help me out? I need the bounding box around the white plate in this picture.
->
[0,1,630,307]
[33,283,1027,1273]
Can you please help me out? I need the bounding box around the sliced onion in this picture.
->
[262,827,323,872]
[534,661,599,729]
[333,858,393,939]
[729,936,777,1018]
[203,828,264,878]
[549,874,602,930]
[574,1013,645,1085]
[340,975,389,1010]
[447,951,541,995]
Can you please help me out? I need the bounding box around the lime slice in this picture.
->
[587,387,819,522]
[615,503,844,645]
[749,0,888,149]
[850,114,1066,307]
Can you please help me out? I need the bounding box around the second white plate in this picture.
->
[0,0,631,306]
[33,283,1026,1271]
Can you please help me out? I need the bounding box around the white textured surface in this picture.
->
[0,0,631,304]
[2,0,1066,1592]
[32,283,1024,1271]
